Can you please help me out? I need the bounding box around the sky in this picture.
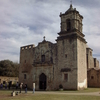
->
[0,0,100,64]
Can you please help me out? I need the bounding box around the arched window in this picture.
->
[67,19,71,31]
[41,55,45,62]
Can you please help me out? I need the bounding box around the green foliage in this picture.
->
[0,60,19,77]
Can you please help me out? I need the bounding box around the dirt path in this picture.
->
[23,91,100,96]
[2,90,99,97]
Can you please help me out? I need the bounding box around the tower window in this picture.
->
[41,55,45,62]
[67,19,71,31]
[24,74,27,79]
[65,54,67,58]
[50,57,53,63]
[64,73,68,81]
[91,76,94,79]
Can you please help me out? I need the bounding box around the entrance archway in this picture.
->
[39,73,47,90]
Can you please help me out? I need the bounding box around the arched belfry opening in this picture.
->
[67,19,71,31]
[39,73,47,90]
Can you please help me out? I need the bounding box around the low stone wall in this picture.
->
[0,76,18,84]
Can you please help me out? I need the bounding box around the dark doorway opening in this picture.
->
[39,73,47,90]
[67,19,71,31]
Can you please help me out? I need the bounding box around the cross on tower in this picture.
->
[70,0,72,5]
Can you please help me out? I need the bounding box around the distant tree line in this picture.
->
[0,60,19,77]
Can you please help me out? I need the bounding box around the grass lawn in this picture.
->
[0,88,100,100]
[57,87,100,93]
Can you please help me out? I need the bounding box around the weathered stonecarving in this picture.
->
[19,4,99,90]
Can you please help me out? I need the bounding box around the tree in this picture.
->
[0,60,19,77]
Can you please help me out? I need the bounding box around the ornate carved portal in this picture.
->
[39,73,47,90]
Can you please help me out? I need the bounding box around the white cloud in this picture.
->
[0,0,100,64]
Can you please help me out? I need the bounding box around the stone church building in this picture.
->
[19,4,99,90]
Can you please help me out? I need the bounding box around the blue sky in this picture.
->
[0,0,100,64]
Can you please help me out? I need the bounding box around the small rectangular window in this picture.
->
[65,54,67,58]
[41,55,45,62]
[29,46,31,48]
[50,57,53,63]
[64,74,68,81]
[91,76,94,79]
[22,48,24,50]
[24,74,26,79]
[90,51,92,56]
[25,47,27,49]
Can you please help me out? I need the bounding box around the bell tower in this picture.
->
[56,4,87,90]
[58,4,84,39]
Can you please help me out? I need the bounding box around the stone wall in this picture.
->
[19,44,35,88]
[77,39,87,89]
[56,37,77,90]
[86,48,94,69]
[19,41,57,90]
[88,68,100,87]
[32,41,57,90]
[94,58,99,69]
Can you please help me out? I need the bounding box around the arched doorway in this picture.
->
[39,73,47,90]
[66,19,71,31]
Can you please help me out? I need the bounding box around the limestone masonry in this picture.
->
[19,4,99,90]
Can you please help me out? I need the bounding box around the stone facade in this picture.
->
[87,68,100,87]
[87,46,100,88]
[19,4,99,90]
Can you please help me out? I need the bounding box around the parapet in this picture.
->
[21,44,35,51]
